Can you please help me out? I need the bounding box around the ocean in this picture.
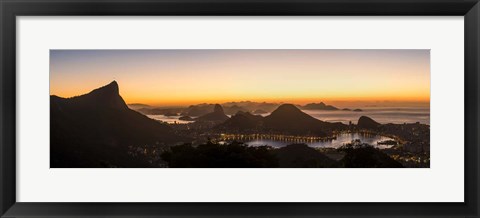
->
[148,107,430,125]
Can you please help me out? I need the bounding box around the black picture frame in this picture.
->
[1,0,479,217]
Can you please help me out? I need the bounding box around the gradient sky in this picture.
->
[50,49,430,107]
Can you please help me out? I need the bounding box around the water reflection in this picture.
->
[147,115,195,124]
[222,133,395,149]
[303,107,430,124]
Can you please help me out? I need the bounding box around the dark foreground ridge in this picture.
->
[50,81,185,168]
[160,141,402,168]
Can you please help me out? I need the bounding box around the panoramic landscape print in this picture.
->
[50,49,430,168]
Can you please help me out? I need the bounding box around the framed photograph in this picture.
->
[1,0,479,217]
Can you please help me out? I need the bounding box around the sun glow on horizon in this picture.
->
[50,49,430,107]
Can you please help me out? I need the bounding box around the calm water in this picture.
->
[148,107,429,125]
[303,107,429,124]
[242,133,395,149]
[147,115,195,124]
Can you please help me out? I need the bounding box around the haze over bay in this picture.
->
[51,49,430,107]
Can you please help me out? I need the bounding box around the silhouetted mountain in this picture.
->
[357,116,380,129]
[217,104,346,136]
[196,104,229,122]
[216,111,263,130]
[60,81,129,110]
[136,101,280,116]
[253,109,268,114]
[183,103,257,116]
[223,105,248,115]
[353,108,363,112]
[183,104,214,116]
[50,81,184,168]
[222,101,279,113]
[302,102,339,110]
[342,108,351,111]
[263,104,345,136]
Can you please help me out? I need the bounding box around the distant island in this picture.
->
[301,102,339,110]
[129,101,364,117]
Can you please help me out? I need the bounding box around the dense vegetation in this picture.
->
[161,141,278,168]
[338,144,403,168]
[160,142,403,168]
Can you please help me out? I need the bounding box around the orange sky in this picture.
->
[50,50,430,107]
